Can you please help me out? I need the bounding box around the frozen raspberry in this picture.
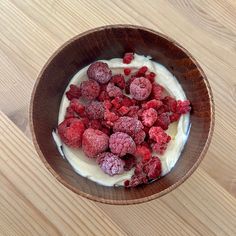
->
[133,130,146,145]
[69,99,85,117]
[125,76,135,94]
[135,145,151,162]
[142,99,163,110]
[143,156,162,179]
[89,119,102,130]
[151,83,164,100]
[155,112,171,130]
[104,110,119,124]
[127,106,139,118]
[124,68,131,75]
[145,72,156,83]
[98,90,110,101]
[130,77,152,101]
[65,106,77,119]
[80,79,100,100]
[97,152,125,176]
[111,74,125,89]
[162,96,177,112]
[103,100,112,110]
[106,82,123,98]
[111,97,123,109]
[136,66,148,77]
[123,52,134,64]
[123,154,136,171]
[58,118,85,148]
[170,113,181,122]
[66,84,81,101]
[141,108,158,127]
[149,127,171,154]
[176,100,191,114]
[82,128,109,158]
[113,116,144,139]
[118,106,130,116]
[109,132,136,157]
[122,96,136,106]
[85,101,104,120]
[87,62,112,84]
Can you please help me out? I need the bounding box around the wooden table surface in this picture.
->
[0,0,236,235]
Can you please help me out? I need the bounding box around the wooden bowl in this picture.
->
[30,25,214,205]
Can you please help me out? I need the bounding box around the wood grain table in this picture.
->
[0,0,236,235]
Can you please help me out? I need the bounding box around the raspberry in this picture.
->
[66,84,81,100]
[155,112,171,130]
[80,79,100,100]
[162,96,177,112]
[106,82,123,97]
[125,76,135,94]
[104,110,119,124]
[97,152,125,176]
[122,96,136,106]
[111,97,123,109]
[65,106,77,119]
[118,106,130,116]
[136,66,148,77]
[151,83,164,100]
[58,118,85,148]
[103,100,112,110]
[123,154,136,171]
[135,145,151,162]
[98,90,110,102]
[145,72,156,83]
[127,106,139,118]
[109,132,136,157]
[176,100,191,114]
[89,119,102,130]
[113,116,144,139]
[133,130,146,145]
[123,52,134,64]
[69,99,85,117]
[124,68,131,76]
[143,156,162,179]
[110,74,125,89]
[85,101,104,120]
[149,127,171,154]
[82,128,109,158]
[130,77,152,101]
[142,99,163,110]
[141,108,158,127]
[170,113,181,122]
[87,62,112,84]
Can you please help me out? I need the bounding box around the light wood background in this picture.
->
[0,0,236,235]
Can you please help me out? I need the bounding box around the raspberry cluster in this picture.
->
[57,52,191,187]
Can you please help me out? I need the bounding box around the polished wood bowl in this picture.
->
[30,25,214,205]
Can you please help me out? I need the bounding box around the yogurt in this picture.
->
[53,54,190,186]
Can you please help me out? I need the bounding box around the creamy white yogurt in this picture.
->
[53,54,190,186]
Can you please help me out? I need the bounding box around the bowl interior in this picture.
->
[31,25,214,204]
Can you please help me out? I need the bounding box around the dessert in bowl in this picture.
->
[30,25,214,204]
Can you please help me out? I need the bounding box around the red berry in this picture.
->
[110,74,126,89]
[142,99,163,110]
[133,130,146,145]
[162,96,177,112]
[97,152,125,176]
[124,68,131,75]
[103,100,112,110]
[143,156,162,179]
[58,118,85,148]
[141,108,158,127]
[106,82,123,98]
[127,106,139,118]
[104,110,119,124]
[122,96,136,106]
[65,106,77,119]
[123,52,134,64]
[146,72,156,83]
[69,99,85,117]
[87,62,112,84]
[82,128,109,158]
[98,90,110,101]
[170,113,181,122]
[155,112,171,130]
[109,132,136,157]
[137,66,148,77]
[85,101,104,120]
[111,97,123,109]
[66,84,81,100]
[176,100,191,114]
[130,77,152,101]
[151,83,164,100]
[135,145,152,162]
[118,106,130,116]
[80,79,100,100]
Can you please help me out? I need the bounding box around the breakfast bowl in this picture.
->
[30,25,214,205]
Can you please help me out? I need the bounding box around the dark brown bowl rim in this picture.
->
[30,24,215,205]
